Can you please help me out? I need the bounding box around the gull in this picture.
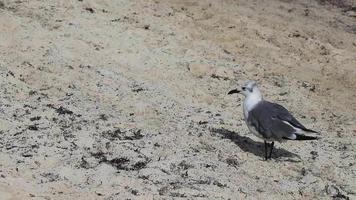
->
[228,80,318,160]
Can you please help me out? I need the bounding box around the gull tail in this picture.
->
[283,134,319,140]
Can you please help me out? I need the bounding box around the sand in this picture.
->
[0,0,355,199]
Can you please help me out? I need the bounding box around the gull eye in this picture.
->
[242,87,246,90]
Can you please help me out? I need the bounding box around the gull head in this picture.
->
[228,80,261,98]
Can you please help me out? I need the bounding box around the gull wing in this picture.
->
[247,101,317,140]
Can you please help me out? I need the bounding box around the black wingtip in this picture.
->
[303,128,318,133]
[295,134,319,140]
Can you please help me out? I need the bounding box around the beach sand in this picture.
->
[0,0,355,199]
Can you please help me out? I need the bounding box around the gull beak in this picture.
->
[228,89,240,95]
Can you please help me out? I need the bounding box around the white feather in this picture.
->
[282,120,305,134]
[243,87,262,119]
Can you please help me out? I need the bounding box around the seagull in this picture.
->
[228,80,318,160]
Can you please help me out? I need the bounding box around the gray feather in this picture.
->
[247,101,312,141]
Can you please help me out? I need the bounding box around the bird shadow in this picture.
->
[210,128,300,161]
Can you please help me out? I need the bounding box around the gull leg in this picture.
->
[268,142,274,159]
[264,141,268,160]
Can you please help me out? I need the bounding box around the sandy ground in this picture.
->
[0,0,356,199]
